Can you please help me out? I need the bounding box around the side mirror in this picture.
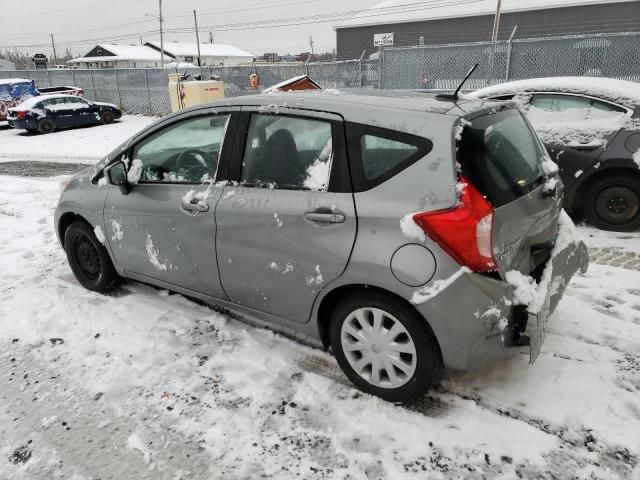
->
[105,161,131,194]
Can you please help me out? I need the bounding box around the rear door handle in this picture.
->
[181,200,209,212]
[304,208,346,224]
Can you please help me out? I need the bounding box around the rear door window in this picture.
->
[346,123,432,192]
[458,109,547,207]
[530,94,591,111]
[241,114,333,191]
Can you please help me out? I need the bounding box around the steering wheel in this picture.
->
[175,149,210,180]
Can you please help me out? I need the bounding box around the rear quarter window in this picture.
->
[346,123,432,192]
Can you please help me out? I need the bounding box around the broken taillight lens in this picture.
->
[413,177,497,272]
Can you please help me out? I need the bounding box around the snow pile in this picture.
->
[505,210,579,314]
[303,141,333,191]
[127,159,144,184]
[111,220,123,241]
[453,118,472,141]
[305,265,323,286]
[400,212,426,242]
[526,106,634,147]
[93,225,106,244]
[182,188,211,209]
[145,234,168,271]
[411,267,471,304]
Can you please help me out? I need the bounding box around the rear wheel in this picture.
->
[37,118,55,134]
[584,174,640,231]
[100,110,115,124]
[64,221,119,292]
[329,292,443,403]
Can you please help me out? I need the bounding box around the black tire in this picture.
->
[100,110,115,124]
[64,221,119,292]
[584,174,640,232]
[329,291,443,403]
[37,118,55,134]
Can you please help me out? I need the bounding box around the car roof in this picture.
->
[0,78,32,86]
[470,77,640,108]
[216,89,497,117]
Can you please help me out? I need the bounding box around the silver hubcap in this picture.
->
[340,307,417,389]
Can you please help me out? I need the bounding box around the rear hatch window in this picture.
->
[458,109,547,207]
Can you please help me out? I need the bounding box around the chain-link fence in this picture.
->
[381,31,640,91]
[0,59,374,116]
[1,32,638,115]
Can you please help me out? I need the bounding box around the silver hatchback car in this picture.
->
[55,91,588,402]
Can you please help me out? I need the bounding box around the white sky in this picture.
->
[0,0,372,57]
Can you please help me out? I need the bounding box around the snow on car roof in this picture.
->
[11,94,86,110]
[0,78,32,86]
[470,77,640,108]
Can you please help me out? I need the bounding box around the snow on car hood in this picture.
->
[470,77,640,109]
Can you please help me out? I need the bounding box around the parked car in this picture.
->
[55,91,588,402]
[471,77,640,231]
[7,94,121,133]
[0,78,84,122]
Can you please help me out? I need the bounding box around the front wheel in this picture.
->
[64,221,119,292]
[584,174,640,231]
[329,292,443,403]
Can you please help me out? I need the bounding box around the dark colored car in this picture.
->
[472,77,640,232]
[0,78,84,122]
[7,94,121,134]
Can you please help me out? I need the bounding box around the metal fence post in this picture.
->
[90,69,97,101]
[71,69,76,89]
[114,67,122,108]
[505,26,518,81]
[143,68,152,115]
[378,46,384,89]
[46,69,51,87]
[359,50,366,88]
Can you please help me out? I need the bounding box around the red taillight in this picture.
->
[16,111,27,120]
[413,177,496,272]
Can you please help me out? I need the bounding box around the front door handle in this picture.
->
[304,208,345,224]
[181,200,209,213]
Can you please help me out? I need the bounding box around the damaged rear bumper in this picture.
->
[522,239,589,363]
[412,216,589,370]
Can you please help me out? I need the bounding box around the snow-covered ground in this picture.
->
[0,174,639,479]
[0,115,156,163]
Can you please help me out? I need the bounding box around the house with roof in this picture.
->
[335,0,640,59]
[0,58,16,71]
[145,41,254,66]
[67,44,172,69]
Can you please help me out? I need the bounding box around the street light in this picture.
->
[145,1,165,68]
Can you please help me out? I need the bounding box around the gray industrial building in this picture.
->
[335,0,640,59]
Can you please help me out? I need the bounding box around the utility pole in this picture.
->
[159,0,165,68]
[491,0,502,43]
[209,31,214,44]
[50,33,58,66]
[193,10,202,66]
[308,36,314,55]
